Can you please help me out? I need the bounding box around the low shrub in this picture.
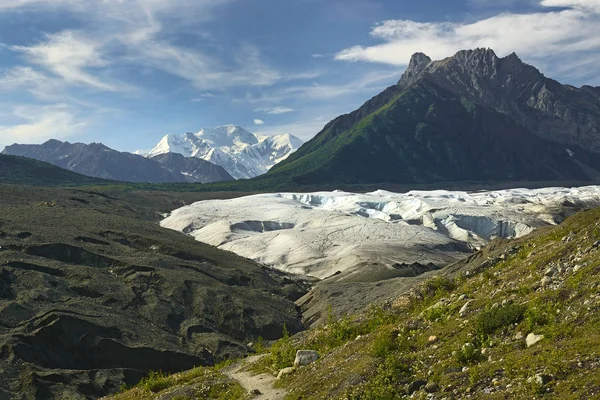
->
[476,304,526,336]
[140,371,173,393]
[271,324,297,370]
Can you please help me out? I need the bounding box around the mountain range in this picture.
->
[0,154,109,186]
[266,48,600,186]
[2,140,233,184]
[140,125,304,179]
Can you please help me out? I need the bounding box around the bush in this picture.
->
[345,354,410,399]
[371,329,400,358]
[523,303,554,332]
[454,342,482,366]
[139,371,173,393]
[422,276,456,298]
[476,304,526,336]
[271,324,297,370]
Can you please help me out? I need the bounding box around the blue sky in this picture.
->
[0,0,599,152]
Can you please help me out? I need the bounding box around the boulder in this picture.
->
[294,350,319,367]
[406,379,428,395]
[277,367,296,379]
[526,333,544,347]
[424,381,439,393]
[541,276,552,288]
[459,300,473,317]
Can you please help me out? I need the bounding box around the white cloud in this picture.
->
[0,104,86,147]
[255,116,332,141]
[255,106,294,115]
[0,0,281,94]
[0,66,63,100]
[246,70,399,104]
[11,31,120,91]
[334,0,600,82]
[254,119,265,125]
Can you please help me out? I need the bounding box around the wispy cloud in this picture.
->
[255,106,294,115]
[1,0,279,93]
[10,31,120,91]
[245,70,399,105]
[254,116,332,141]
[254,119,265,125]
[0,104,86,147]
[334,0,600,82]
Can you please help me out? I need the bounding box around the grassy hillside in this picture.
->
[113,206,600,399]
[0,154,111,186]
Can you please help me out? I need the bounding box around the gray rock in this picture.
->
[294,350,319,367]
[544,267,557,276]
[249,389,262,395]
[277,367,296,379]
[459,300,473,317]
[424,382,440,393]
[526,333,544,347]
[541,276,552,287]
[406,379,428,395]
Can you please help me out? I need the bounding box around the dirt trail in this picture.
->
[224,355,286,400]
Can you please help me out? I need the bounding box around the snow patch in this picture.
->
[140,125,303,179]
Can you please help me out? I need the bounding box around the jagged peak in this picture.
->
[399,52,432,85]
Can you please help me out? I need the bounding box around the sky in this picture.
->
[0,0,599,152]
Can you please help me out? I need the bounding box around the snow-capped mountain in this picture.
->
[140,125,303,179]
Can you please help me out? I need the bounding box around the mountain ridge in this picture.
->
[142,125,303,179]
[267,49,600,186]
[0,153,111,186]
[2,140,234,184]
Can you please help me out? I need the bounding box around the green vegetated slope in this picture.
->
[0,154,110,186]
[266,80,600,186]
[115,207,600,399]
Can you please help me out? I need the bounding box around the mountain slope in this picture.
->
[0,154,109,186]
[2,140,232,184]
[151,152,234,183]
[267,49,600,186]
[144,125,303,179]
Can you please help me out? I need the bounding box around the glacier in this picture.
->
[161,186,600,280]
[139,125,303,179]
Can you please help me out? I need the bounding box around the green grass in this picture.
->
[246,207,600,399]
[109,364,247,400]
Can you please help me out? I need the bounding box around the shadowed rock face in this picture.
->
[0,185,308,399]
[399,48,600,151]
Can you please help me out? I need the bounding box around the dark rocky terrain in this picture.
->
[2,140,233,184]
[0,185,307,399]
[267,49,600,186]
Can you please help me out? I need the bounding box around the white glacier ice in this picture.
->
[161,186,600,279]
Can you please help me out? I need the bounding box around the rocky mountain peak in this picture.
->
[399,52,432,84]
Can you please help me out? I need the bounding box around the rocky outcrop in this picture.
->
[399,48,600,152]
